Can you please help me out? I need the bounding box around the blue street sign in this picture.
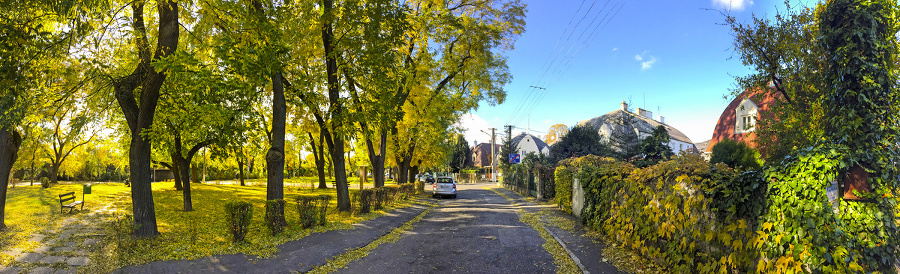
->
[509,153,520,164]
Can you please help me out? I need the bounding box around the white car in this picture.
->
[432,177,457,198]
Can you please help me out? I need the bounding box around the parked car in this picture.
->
[432,177,457,198]
[421,174,435,183]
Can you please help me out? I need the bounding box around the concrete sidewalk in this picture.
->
[114,203,430,274]
[494,187,623,274]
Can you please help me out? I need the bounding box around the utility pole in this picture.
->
[490,127,496,183]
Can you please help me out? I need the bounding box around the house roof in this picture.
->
[511,133,550,154]
[695,139,711,153]
[471,143,501,167]
[577,108,695,145]
[706,88,779,152]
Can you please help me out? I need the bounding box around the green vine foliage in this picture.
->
[595,155,757,272]
[760,144,899,272]
[554,155,607,214]
[577,157,634,235]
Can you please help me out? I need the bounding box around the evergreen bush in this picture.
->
[40,177,49,188]
[295,196,319,228]
[709,139,762,170]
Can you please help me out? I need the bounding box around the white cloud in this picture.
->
[456,113,492,145]
[635,52,657,70]
[712,0,753,11]
[612,47,618,52]
[641,56,657,70]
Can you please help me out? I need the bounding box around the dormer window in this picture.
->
[735,98,759,134]
[741,115,755,131]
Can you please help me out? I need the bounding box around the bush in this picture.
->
[40,177,49,188]
[224,201,253,242]
[354,188,374,214]
[372,187,386,211]
[296,196,319,228]
[709,139,762,170]
[265,199,287,235]
[398,183,415,199]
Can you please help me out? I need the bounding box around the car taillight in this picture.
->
[452,184,456,189]
[433,183,437,188]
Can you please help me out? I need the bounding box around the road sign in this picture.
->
[509,153,520,164]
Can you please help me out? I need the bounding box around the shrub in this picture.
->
[265,199,287,235]
[354,188,374,214]
[296,196,319,228]
[709,139,762,170]
[398,183,415,199]
[383,185,400,205]
[224,201,253,242]
[40,177,49,188]
[708,168,767,222]
[316,195,331,226]
[372,187,386,210]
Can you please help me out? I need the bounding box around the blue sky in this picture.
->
[461,0,818,145]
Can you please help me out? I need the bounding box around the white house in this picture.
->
[577,101,697,154]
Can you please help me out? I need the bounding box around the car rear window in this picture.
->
[436,178,453,184]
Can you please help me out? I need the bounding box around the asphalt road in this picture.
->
[337,182,557,274]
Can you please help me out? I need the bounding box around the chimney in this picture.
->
[620,101,628,111]
[636,108,653,120]
[660,116,665,124]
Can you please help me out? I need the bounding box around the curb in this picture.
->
[543,223,590,274]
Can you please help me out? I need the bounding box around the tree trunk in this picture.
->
[49,162,60,185]
[112,0,179,238]
[237,157,245,186]
[265,71,286,224]
[409,165,419,184]
[0,129,22,230]
[309,132,327,189]
[173,154,192,211]
[127,130,159,236]
[322,0,350,211]
[171,161,182,190]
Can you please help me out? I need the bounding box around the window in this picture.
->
[741,115,756,131]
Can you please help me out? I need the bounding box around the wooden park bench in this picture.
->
[58,192,84,213]
[330,181,350,188]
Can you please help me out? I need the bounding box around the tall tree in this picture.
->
[391,0,525,185]
[41,90,101,185]
[319,0,351,211]
[111,0,180,237]
[0,0,95,229]
[549,124,606,163]
[725,2,827,161]
[543,124,569,145]
[638,125,673,162]
[448,134,471,173]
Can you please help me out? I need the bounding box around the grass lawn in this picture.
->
[0,179,420,272]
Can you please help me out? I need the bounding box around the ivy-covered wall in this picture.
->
[555,152,899,272]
